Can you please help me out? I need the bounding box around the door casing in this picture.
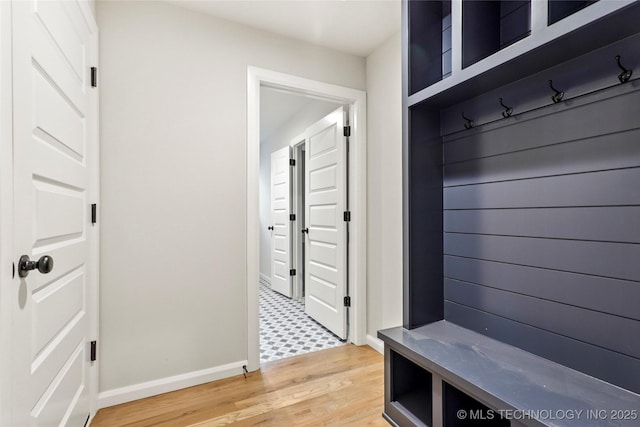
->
[247,67,367,371]
[290,134,306,303]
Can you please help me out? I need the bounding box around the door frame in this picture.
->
[290,134,306,303]
[247,67,367,370]
[86,0,101,417]
[0,0,100,422]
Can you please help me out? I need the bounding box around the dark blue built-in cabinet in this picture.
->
[380,1,640,426]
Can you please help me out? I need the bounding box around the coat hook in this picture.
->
[616,55,632,83]
[462,112,474,129]
[548,80,564,103]
[499,98,513,118]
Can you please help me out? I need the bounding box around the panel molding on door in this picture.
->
[304,107,347,339]
[270,146,292,298]
[11,0,97,425]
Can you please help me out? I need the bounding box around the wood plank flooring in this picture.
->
[91,344,386,426]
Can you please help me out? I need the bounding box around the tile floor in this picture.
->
[259,279,344,363]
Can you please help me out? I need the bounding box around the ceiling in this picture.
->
[168,0,401,57]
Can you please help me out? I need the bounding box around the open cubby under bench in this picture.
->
[379,321,640,427]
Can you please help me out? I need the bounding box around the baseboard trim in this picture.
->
[367,334,384,355]
[97,360,247,409]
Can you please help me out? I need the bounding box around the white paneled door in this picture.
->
[11,0,97,425]
[270,146,292,297]
[304,107,347,339]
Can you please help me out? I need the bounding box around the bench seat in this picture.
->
[378,321,640,427]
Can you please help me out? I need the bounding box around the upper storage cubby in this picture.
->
[405,1,640,108]
[548,0,599,25]
[462,0,531,68]
[408,0,452,95]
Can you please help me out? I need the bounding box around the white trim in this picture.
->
[290,133,305,148]
[80,0,101,419]
[367,335,385,355]
[97,360,247,409]
[259,272,271,285]
[247,66,367,371]
[289,134,305,302]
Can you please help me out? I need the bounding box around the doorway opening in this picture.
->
[259,89,347,363]
[247,67,367,371]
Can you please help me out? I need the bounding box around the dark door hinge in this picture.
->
[91,203,97,224]
[290,269,296,276]
[343,126,351,137]
[344,296,351,307]
[90,341,97,361]
[290,214,296,221]
[90,67,97,88]
[289,159,295,166]
[344,211,351,222]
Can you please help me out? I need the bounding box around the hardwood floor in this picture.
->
[91,344,387,426]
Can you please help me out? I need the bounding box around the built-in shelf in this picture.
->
[390,350,432,426]
[548,0,599,25]
[443,382,509,427]
[390,1,640,426]
[408,0,452,95]
[380,322,640,427]
[462,0,531,68]
[404,0,640,109]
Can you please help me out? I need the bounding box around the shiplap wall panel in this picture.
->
[443,81,640,393]
[445,279,640,358]
[444,256,640,320]
[444,168,640,209]
[444,128,640,187]
[443,86,640,164]
[445,232,640,282]
[444,207,640,243]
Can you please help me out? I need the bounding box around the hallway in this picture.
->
[259,280,344,363]
[91,345,385,426]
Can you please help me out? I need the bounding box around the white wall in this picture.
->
[97,0,365,399]
[259,96,339,280]
[365,32,403,350]
[87,0,96,18]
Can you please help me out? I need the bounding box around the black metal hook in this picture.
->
[616,55,632,83]
[548,80,564,103]
[499,98,513,118]
[462,112,474,129]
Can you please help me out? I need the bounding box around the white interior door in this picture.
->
[304,107,347,339]
[11,0,97,425]
[270,146,292,297]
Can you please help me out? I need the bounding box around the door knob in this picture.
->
[301,228,309,234]
[18,255,54,278]
[268,226,274,231]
